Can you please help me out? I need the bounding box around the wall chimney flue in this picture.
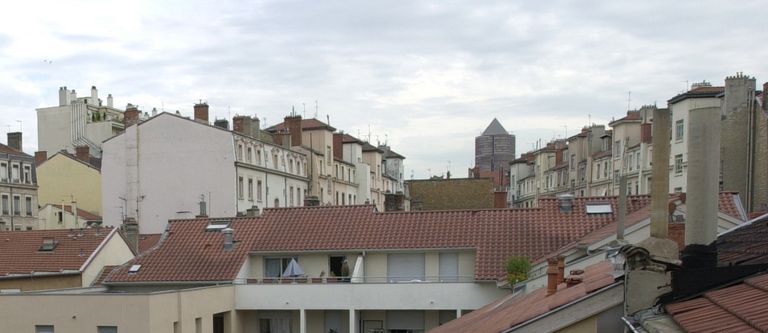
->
[7,132,22,152]
[223,228,234,251]
[650,108,671,238]
[557,193,574,213]
[546,257,559,296]
[124,104,140,127]
[284,115,303,146]
[75,146,90,162]
[35,151,47,166]
[194,102,209,124]
[685,107,721,247]
[107,94,113,108]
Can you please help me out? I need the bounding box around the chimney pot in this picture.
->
[546,257,559,296]
[124,104,140,127]
[556,256,565,284]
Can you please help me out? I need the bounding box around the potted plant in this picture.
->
[505,256,531,284]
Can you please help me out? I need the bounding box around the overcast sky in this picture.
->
[1,0,766,178]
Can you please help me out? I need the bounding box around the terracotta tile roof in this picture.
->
[138,233,162,254]
[91,265,116,286]
[666,272,768,333]
[717,213,768,266]
[717,191,746,221]
[56,150,102,170]
[249,196,649,280]
[0,227,116,276]
[668,86,725,104]
[340,134,361,144]
[105,219,261,283]
[361,141,384,153]
[266,118,336,132]
[430,261,619,333]
[0,143,31,157]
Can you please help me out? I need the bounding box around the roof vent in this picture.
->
[558,194,574,213]
[206,219,231,231]
[585,203,613,214]
[128,264,141,273]
[39,237,58,251]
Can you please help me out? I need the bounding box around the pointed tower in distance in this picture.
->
[473,118,515,190]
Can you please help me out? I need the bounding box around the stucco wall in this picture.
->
[81,229,135,287]
[408,178,494,211]
[0,274,81,292]
[37,154,102,215]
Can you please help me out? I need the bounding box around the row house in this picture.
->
[0,132,38,231]
[267,116,408,212]
[0,195,647,333]
[102,104,309,234]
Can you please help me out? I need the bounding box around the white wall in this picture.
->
[102,113,237,233]
[668,97,721,193]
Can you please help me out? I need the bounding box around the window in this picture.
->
[11,164,19,183]
[320,187,324,202]
[603,161,608,177]
[257,180,263,202]
[439,252,459,282]
[195,318,202,333]
[274,198,279,207]
[674,154,683,175]
[238,177,244,199]
[289,187,294,206]
[613,170,619,184]
[289,159,294,173]
[387,253,425,282]
[636,152,640,170]
[13,195,20,215]
[98,326,117,333]
[296,161,301,175]
[614,140,621,157]
[596,163,601,179]
[326,146,332,165]
[248,178,253,201]
[264,257,298,277]
[23,165,31,184]
[675,120,684,141]
[25,196,32,216]
[297,188,301,206]
[1,195,8,215]
[35,325,54,333]
[570,154,575,170]
[674,187,683,193]
[273,154,278,169]
[246,147,252,163]
[336,191,339,205]
[256,150,262,165]
[0,162,6,181]
[237,144,243,161]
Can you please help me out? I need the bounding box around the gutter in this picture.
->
[104,280,233,286]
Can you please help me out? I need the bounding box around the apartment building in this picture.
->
[0,195,647,333]
[38,203,102,230]
[36,86,125,157]
[267,116,408,212]
[102,105,309,234]
[0,132,38,231]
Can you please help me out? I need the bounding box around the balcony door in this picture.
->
[387,253,425,282]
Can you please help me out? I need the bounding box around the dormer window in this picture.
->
[128,264,142,273]
[585,203,612,214]
[206,219,231,231]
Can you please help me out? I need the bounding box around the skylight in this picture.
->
[39,238,57,251]
[585,203,613,214]
[128,264,142,273]
[206,219,231,231]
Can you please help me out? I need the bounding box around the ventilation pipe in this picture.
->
[223,228,234,251]
[557,193,574,213]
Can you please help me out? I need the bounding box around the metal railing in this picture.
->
[233,275,476,285]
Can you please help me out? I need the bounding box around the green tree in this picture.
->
[505,256,531,284]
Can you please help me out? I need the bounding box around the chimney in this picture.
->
[556,256,565,284]
[75,146,90,162]
[194,102,209,124]
[107,94,113,108]
[650,108,671,238]
[223,228,234,251]
[90,86,98,102]
[124,104,140,127]
[58,86,68,106]
[34,151,47,166]
[197,196,208,218]
[682,106,720,267]
[557,193,574,213]
[333,133,343,160]
[546,257,559,296]
[122,218,139,253]
[640,123,652,143]
[284,115,303,146]
[233,116,246,134]
[7,132,22,152]
[763,82,768,111]
[214,118,229,130]
[304,195,320,207]
[245,205,260,217]
[279,131,292,148]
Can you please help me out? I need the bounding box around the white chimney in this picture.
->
[685,107,721,246]
[223,228,234,251]
[107,94,113,108]
[91,85,98,101]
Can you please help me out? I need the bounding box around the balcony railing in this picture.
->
[234,275,476,285]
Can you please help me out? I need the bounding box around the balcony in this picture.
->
[233,276,504,311]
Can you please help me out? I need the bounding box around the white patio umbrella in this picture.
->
[282,258,305,277]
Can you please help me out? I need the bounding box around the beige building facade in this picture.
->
[36,151,102,215]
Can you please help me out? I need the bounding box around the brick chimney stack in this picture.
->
[34,151,47,166]
[75,146,90,162]
[556,256,565,284]
[194,102,209,124]
[333,133,343,160]
[6,132,21,152]
[546,257,559,296]
[284,115,302,146]
[124,104,140,127]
